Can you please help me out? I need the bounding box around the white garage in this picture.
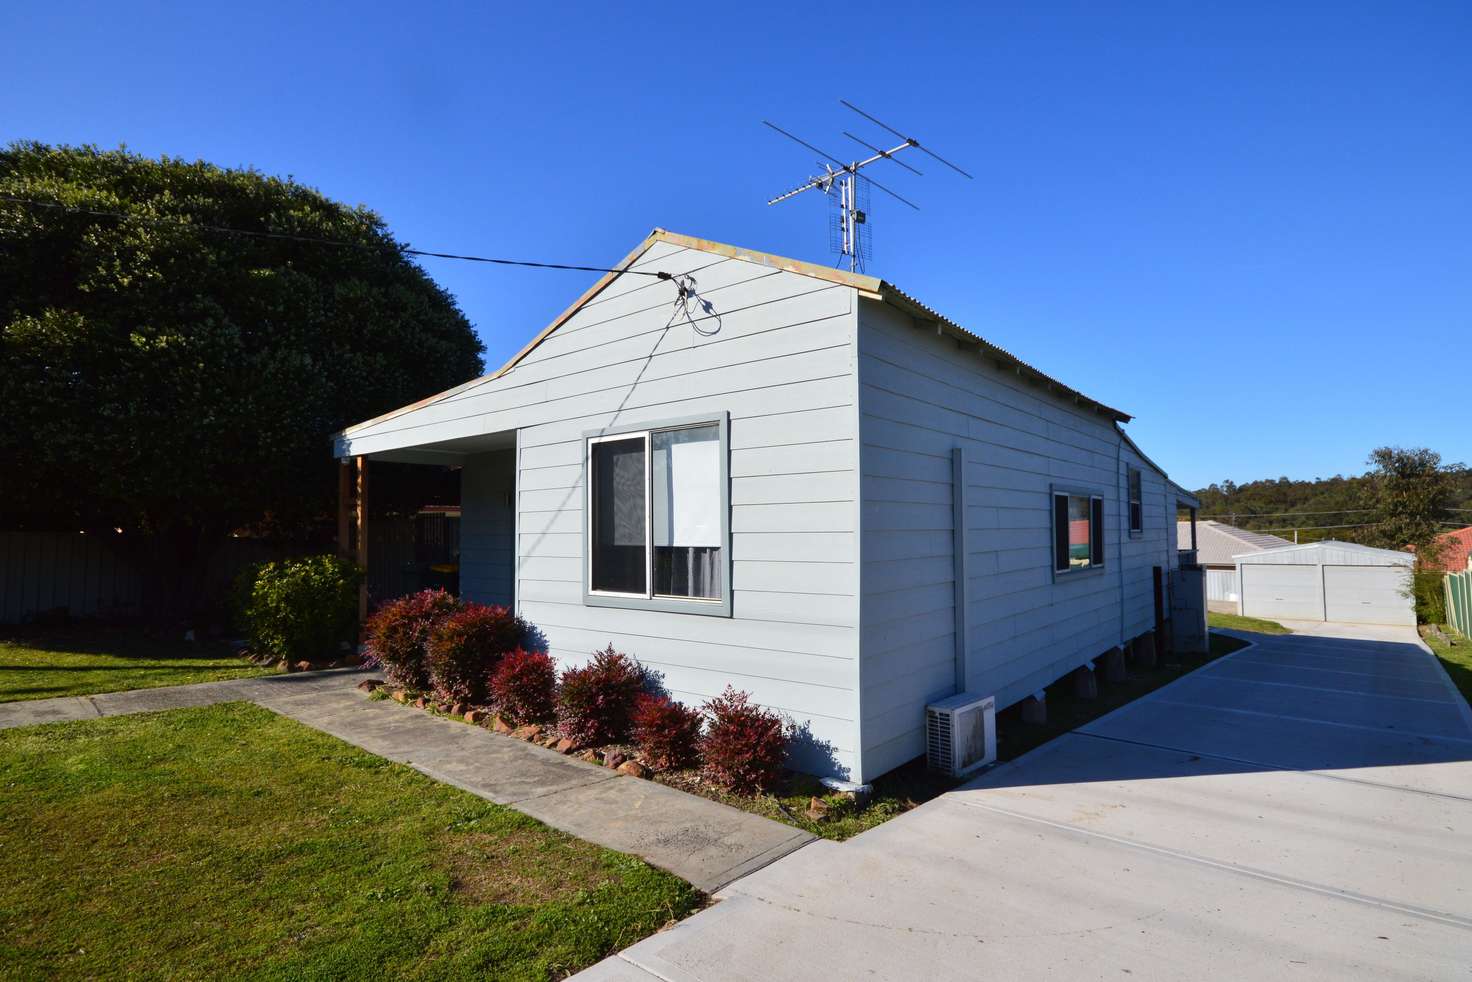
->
[1234,540,1415,626]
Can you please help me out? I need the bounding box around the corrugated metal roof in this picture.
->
[1180,521,1295,566]
[1232,539,1416,566]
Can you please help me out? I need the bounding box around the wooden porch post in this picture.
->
[355,457,368,623]
[337,460,352,559]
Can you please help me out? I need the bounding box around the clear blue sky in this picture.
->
[4,1,1468,490]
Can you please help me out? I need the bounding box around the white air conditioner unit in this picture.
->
[926,693,996,778]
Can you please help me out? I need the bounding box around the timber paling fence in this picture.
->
[1,517,445,625]
[0,531,293,625]
[1447,569,1472,638]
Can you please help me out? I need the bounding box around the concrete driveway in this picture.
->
[577,623,1472,981]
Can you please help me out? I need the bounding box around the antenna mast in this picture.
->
[763,100,971,272]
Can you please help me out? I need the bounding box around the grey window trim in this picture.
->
[582,412,732,617]
[1051,483,1108,580]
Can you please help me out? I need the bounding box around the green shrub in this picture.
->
[238,554,361,662]
[1414,571,1447,625]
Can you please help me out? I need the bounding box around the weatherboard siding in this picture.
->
[460,449,515,608]
[347,241,865,776]
[493,243,863,779]
[856,301,1173,778]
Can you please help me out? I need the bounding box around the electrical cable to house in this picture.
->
[0,195,676,279]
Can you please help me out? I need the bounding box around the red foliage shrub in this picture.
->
[699,687,790,793]
[631,693,703,771]
[425,603,528,704]
[556,645,648,747]
[363,589,461,690]
[489,648,557,725]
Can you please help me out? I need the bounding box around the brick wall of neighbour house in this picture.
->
[352,239,866,779]
[855,299,1177,780]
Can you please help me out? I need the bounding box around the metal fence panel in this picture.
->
[1448,570,1472,637]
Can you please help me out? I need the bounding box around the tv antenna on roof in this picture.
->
[763,100,972,273]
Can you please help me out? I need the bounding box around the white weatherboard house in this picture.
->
[336,230,1202,783]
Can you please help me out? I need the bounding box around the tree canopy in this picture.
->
[1360,447,1465,563]
[1193,447,1471,554]
[0,143,485,548]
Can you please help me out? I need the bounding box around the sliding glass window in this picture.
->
[585,416,730,615]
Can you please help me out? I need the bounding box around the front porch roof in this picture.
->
[353,428,516,466]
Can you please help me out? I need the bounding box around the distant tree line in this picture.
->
[1195,447,1471,566]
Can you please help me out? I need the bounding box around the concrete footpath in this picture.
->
[576,623,1472,981]
[0,672,812,893]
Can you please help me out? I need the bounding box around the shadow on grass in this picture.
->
[1439,658,1472,706]
[0,626,238,661]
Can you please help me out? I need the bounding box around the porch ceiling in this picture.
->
[354,428,515,465]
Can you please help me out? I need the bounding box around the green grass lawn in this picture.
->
[0,626,276,702]
[719,631,1253,842]
[0,703,700,981]
[1423,625,1472,708]
[1207,611,1293,635]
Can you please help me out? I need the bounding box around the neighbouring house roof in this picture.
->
[339,229,1131,441]
[1410,526,1472,572]
[1178,520,1295,566]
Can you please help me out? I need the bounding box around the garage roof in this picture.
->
[1233,539,1415,567]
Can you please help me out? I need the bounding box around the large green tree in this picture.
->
[0,143,484,610]
[1360,446,1464,565]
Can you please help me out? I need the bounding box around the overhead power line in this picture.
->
[0,195,674,279]
[1199,509,1374,519]
[1240,522,1383,534]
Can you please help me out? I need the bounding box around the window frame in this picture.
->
[1127,466,1144,536]
[1051,485,1107,578]
[582,412,732,617]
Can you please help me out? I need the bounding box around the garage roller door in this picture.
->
[1324,565,1414,626]
[1241,564,1321,621]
